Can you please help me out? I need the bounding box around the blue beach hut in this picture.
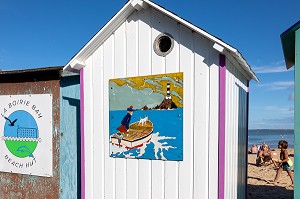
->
[281,20,300,198]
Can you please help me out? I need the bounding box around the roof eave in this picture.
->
[64,0,258,82]
[280,20,300,70]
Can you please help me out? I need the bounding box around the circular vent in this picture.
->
[153,33,174,56]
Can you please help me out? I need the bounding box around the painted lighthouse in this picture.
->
[152,81,177,110]
[166,81,171,100]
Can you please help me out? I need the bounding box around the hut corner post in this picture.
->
[218,54,226,199]
[80,68,86,199]
[295,29,300,198]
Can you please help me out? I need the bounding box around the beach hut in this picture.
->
[0,67,81,198]
[281,20,300,198]
[64,0,258,198]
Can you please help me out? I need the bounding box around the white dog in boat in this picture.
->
[139,116,148,126]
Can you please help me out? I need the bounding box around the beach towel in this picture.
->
[287,158,293,167]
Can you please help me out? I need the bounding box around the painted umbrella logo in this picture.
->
[1,110,41,158]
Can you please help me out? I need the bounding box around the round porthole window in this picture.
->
[153,33,174,56]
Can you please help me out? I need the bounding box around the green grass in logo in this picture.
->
[5,140,38,158]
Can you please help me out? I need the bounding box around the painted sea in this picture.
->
[109,108,183,161]
[248,129,294,149]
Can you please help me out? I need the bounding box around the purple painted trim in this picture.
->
[218,54,226,199]
[80,69,85,199]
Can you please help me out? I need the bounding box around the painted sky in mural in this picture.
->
[109,72,183,161]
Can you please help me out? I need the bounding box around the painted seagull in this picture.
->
[1,114,17,126]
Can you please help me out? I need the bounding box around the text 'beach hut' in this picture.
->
[64,0,258,198]
[0,67,81,198]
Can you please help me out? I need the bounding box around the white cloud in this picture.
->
[264,106,294,114]
[257,81,294,90]
[249,116,294,129]
[252,60,294,74]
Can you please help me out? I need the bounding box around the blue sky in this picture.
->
[0,0,299,129]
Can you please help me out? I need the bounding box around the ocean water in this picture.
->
[109,108,183,161]
[248,129,294,149]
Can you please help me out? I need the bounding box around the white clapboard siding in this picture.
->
[83,55,94,199]
[92,46,104,199]
[178,22,194,199]
[208,43,220,199]
[80,5,250,199]
[137,8,152,199]
[165,13,180,199]
[193,33,210,199]
[114,22,128,199]
[103,34,116,199]
[225,59,249,199]
[151,8,165,199]
[125,10,139,199]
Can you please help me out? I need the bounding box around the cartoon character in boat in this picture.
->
[111,107,153,150]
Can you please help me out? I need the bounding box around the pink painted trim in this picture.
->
[80,69,85,199]
[218,54,226,199]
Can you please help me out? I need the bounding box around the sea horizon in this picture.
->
[248,129,294,149]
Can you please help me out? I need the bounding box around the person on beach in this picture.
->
[272,140,294,186]
[116,106,134,137]
[258,141,269,151]
[249,144,258,154]
[256,143,272,166]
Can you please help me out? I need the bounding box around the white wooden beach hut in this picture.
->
[64,0,258,198]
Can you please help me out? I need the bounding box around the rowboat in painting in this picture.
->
[111,120,153,150]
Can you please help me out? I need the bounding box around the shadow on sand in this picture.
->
[247,184,293,199]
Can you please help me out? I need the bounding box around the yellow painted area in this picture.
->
[109,72,183,107]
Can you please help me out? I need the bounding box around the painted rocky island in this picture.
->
[141,81,178,110]
[109,72,183,161]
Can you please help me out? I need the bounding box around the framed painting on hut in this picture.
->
[109,72,183,161]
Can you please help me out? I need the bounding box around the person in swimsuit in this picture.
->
[256,144,272,166]
[272,140,294,186]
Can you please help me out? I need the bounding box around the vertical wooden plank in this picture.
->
[178,24,194,199]
[294,29,300,198]
[226,61,237,197]
[225,62,233,199]
[103,35,116,199]
[83,56,95,199]
[233,65,248,199]
[237,75,246,199]
[193,34,210,199]
[150,8,165,199]
[137,8,152,199]
[164,15,180,199]
[114,22,128,199]
[218,54,226,199]
[60,75,80,199]
[234,66,239,198]
[92,46,105,199]
[126,11,139,199]
[208,42,219,199]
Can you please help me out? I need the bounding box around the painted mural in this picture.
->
[0,94,53,177]
[109,72,183,161]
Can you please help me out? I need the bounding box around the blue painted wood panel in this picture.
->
[294,29,300,198]
[60,75,81,199]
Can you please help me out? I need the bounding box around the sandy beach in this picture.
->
[247,148,294,199]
